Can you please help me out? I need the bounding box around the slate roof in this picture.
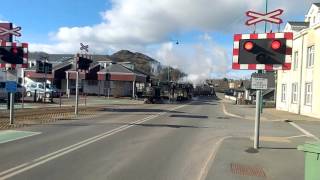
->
[98,63,134,74]
[313,3,320,7]
[287,21,309,32]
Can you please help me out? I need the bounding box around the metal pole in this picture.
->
[9,92,14,125]
[75,71,79,116]
[66,72,70,98]
[264,0,268,33]
[132,80,135,99]
[254,90,261,149]
[21,90,24,109]
[44,65,47,103]
[168,67,170,82]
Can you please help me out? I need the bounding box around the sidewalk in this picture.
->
[222,99,320,122]
[206,137,306,180]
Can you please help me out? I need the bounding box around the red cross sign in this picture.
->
[246,9,283,26]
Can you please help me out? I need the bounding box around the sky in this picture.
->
[0,0,318,83]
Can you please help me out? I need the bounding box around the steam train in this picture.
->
[143,81,193,103]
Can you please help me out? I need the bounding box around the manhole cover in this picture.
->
[231,163,266,177]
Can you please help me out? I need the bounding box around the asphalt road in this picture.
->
[0,97,317,180]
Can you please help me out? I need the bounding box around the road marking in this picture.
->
[287,135,308,139]
[287,121,319,141]
[0,104,188,180]
[250,136,291,143]
[198,136,232,180]
[0,130,41,144]
[222,103,242,118]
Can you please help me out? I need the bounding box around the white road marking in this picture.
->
[286,135,308,139]
[288,121,319,141]
[222,103,242,118]
[0,131,41,144]
[0,104,188,180]
[197,136,232,180]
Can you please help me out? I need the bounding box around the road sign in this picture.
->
[0,26,21,37]
[5,81,17,93]
[0,23,13,41]
[246,9,283,25]
[232,32,293,70]
[251,77,268,90]
[80,43,89,52]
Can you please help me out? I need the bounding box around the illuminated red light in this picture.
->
[244,41,254,51]
[12,48,18,54]
[271,40,281,50]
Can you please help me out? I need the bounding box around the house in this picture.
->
[97,62,147,97]
[276,3,320,118]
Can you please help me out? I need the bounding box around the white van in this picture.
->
[25,82,59,98]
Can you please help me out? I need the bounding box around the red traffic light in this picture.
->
[244,41,254,51]
[271,40,281,50]
[12,48,18,54]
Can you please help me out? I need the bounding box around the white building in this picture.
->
[276,3,320,118]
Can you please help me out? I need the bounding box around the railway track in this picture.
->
[0,106,105,130]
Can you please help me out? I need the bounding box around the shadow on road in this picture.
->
[170,114,208,119]
[100,108,185,114]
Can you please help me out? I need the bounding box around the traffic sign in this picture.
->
[80,43,89,52]
[5,81,17,93]
[251,77,268,90]
[0,26,21,37]
[246,9,283,26]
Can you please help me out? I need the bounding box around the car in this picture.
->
[25,82,60,98]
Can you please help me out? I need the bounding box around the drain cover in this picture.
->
[231,163,266,177]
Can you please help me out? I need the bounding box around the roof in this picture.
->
[98,63,134,74]
[287,21,310,32]
[313,3,320,7]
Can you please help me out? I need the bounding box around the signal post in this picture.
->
[232,6,293,149]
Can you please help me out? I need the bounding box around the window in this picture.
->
[281,84,287,102]
[307,46,315,68]
[293,51,299,70]
[292,83,298,104]
[305,83,313,106]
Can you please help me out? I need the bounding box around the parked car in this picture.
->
[25,82,60,98]
[0,82,26,101]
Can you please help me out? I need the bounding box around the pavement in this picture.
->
[220,94,320,122]
[0,96,319,179]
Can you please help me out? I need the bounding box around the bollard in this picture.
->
[21,90,25,109]
[33,90,37,102]
[59,92,62,108]
[51,91,54,103]
[85,94,87,107]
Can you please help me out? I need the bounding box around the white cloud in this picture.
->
[155,39,231,84]
[25,0,319,79]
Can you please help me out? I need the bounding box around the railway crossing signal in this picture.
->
[0,42,28,67]
[232,32,293,70]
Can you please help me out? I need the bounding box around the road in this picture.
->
[0,97,317,180]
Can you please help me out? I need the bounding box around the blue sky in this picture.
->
[0,0,317,81]
[1,0,109,43]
